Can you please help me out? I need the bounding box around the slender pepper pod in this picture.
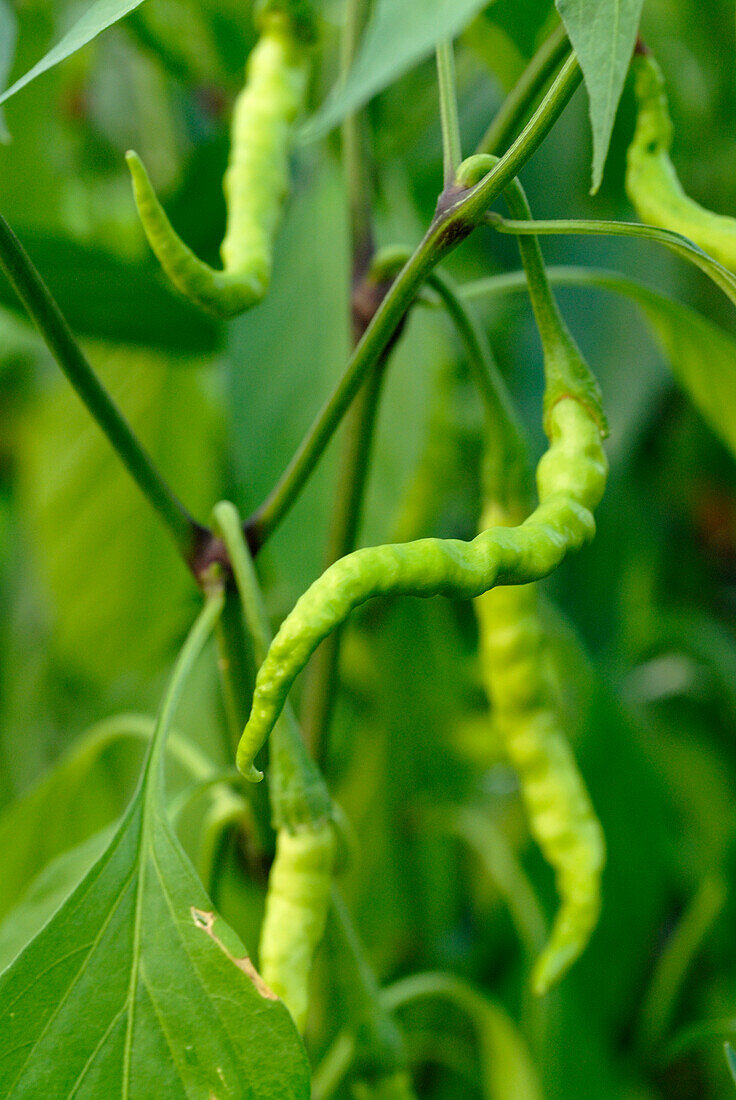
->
[236,396,607,780]
[211,500,337,1032]
[258,821,336,1031]
[626,52,736,272]
[127,8,310,318]
[475,501,605,995]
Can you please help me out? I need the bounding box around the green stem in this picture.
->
[72,712,221,790]
[315,969,528,1099]
[0,213,204,569]
[311,1029,357,1100]
[457,53,582,221]
[168,769,243,826]
[299,0,381,767]
[470,174,605,424]
[329,887,412,1086]
[499,177,579,366]
[382,970,484,1016]
[662,1016,736,1065]
[301,353,388,766]
[425,266,531,504]
[244,227,446,549]
[436,38,463,188]
[213,502,273,667]
[486,213,736,310]
[213,591,273,848]
[146,586,225,793]
[445,807,547,959]
[637,874,726,1054]
[341,0,371,259]
[459,263,598,301]
[457,262,669,303]
[214,592,256,755]
[477,23,570,156]
[212,500,332,825]
[427,269,524,448]
[244,52,582,550]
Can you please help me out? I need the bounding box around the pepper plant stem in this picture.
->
[213,592,274,848]
[0,213,203,568]
[341,0,371,258]
[477,22,570,156]
[301,0,386,767]
[427,270,524,446]
[500,177,576,360]
[245,53,582,550]
[487,212,736,307]
[213,501,332,822]
[330,887,414,1091]
[301,352,388,765]
[436,38,462,187]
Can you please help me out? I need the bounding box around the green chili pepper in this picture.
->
[126,8,310,318]
[258,821,336,1032]
[475,499,605,995]
[626,51,736,272]
[237,396,608,781]
[211,500,337,1033]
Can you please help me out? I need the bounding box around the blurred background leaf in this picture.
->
[556,0,643,191]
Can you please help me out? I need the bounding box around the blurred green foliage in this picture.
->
[1,0,736,1096]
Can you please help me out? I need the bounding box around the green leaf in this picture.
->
[17,345,222,683]
[0,0,17,140]
[632,290,736,461]
[0,829,113,973]
[0,0,147,106]
[0,595,310,1099]
[302,0,495,140]
[0,713,218,925]
[571,270,736,464]
[0,232,219,353]
[555,0,643,192]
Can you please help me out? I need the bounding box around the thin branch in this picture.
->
[457,53,582,220]
[486,212,736,309]
[301,351,388,765]
[300,0,385,767]
[478,22,570,156]
[326,888,415,1094]
[341,0,372,260]
[426,269,523,444]
[436,38,462,187]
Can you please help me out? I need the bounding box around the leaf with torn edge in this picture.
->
[0,594,310,1099]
